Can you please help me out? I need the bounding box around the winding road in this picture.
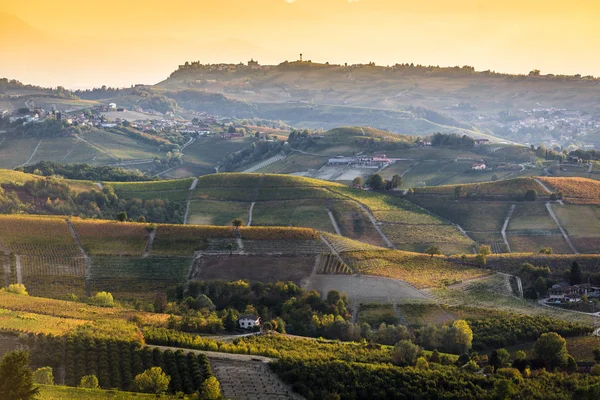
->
[501,204,516,253]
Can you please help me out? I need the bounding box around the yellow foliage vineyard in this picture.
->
[539,177,600,204]
[0,215,77,251]
[0,308,87,336]
[70,218,150,256]
[0,291,169,326]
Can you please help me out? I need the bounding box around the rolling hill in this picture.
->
[156,61,600,145]
[2,168,599,255]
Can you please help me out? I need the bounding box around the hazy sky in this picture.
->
[2,0,600,88]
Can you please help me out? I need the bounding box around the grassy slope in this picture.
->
[412,177,544,197]
[39,385,178,400]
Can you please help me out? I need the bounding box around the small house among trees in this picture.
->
[238,315,261,329]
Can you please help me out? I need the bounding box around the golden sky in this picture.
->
[1,0,600,88]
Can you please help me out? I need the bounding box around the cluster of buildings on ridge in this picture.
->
[327,154,392,168]
[548,283,600,303]
[1,101,219,138]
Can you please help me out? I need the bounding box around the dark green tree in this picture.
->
[389,175,402,189]
[0,350,39,400]
[593,348,600,363]
[489,348,511,371]
[454,186,463,199]
[116,211,128,222]
[569,261,583,285]
[366,174,385,190]
[224,309,238,332]
[533,332,569,370]
[534,276,547,298]
[352,176,363,187]
[425,245,442,258]
[524,189,538,201]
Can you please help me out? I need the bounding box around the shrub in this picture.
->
[200,376,221,399]
[4,284,28,295]
[116,211,128,222]
[496,368,523,384]
[79,375,99,389]
[392,340,422,366]
[32,367,53,385]
[478,245,492,256]
[91,292,115,307]
[415,356,429,370]
[134,367,170,394]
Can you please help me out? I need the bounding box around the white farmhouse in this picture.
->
[471,163,486,170]
[238,315,261,329]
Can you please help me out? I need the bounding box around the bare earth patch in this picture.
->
[190,255,316,284]
[308,274,428,302]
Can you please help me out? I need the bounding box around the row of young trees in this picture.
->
[271,332,600,400]
[27,333,214,395]
[1,349,221,399]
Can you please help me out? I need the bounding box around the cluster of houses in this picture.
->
[327,154,392,168]
[175,59,273,74]
[548,283,600,303]
[477,107,600,148]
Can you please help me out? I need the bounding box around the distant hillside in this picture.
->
[158,62,600,144]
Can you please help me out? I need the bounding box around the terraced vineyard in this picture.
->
[256,187,345,201]
[317,254,352,275]
[507,202,559,232]
[539,177,600,204]
[190,254,317,284]
[0,308,87,336]
[0,215,79,254]
[507,235,573,254]
[238,226,320,240]
[20,255,87,298]
[89,256,191,300]
[341,250,488,288]
[150,224,234,255]
[412,177,544,198]
[70,218,150,256]
[321,233,384,254]
[408,198,510,232]
[242,239,327,254]
[382,224,473,247]
[503,202,572,253]
[252,199,335,232]
[187,200,250,226]
[108,178,195,192]
[14,172,487,256]
[191,186,257,201]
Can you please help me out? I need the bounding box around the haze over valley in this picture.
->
[1,2,600,400]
